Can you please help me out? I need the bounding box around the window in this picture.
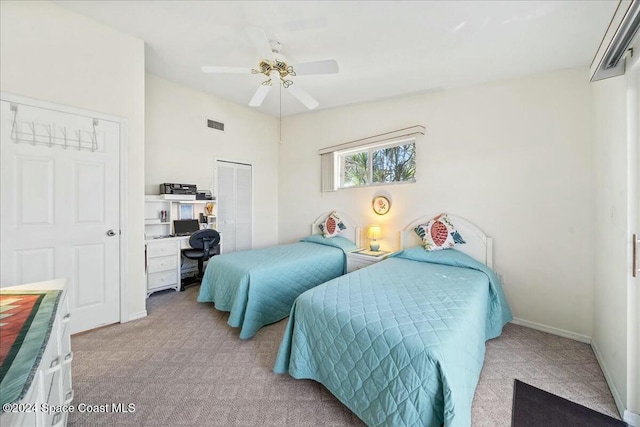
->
[339,139,416,188]
[318,125,424,192]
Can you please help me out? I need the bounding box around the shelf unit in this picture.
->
[144,195,219,296]
[144,195,217,238]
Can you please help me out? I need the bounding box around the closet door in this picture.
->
[216,160,252,253]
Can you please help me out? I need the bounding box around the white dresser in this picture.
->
[0,279,73,427]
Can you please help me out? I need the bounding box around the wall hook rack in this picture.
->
[10,103,99,151]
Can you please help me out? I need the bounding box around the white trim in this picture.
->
[0,91,130,327]
[118,118,129,324]
[511,317,591,344]
[592,339,626,419]
[624,410,640,426]
[127,310,148,322]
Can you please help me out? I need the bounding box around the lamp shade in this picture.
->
[367,225,381,240]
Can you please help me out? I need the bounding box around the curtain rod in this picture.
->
[318,125,425,155]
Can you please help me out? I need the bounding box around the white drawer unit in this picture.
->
[147,270,179,291]
[0,279,73,427]
[147,240,179,258]
[147,255,178,274]
[146,239,181,297]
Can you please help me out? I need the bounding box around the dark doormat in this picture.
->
[512,379,627,427]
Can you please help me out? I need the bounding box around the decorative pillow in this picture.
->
[318,211,346,238]
[414,213,466,251]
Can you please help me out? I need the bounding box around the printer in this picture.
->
[159,183,197,195]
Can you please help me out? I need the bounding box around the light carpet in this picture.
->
[68,286,620,426]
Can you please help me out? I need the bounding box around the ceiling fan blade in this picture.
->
[249,83,272,107]
[293,60,339,76]
[287,82,319,110]
[201,66,253,74]
[246,26,275,62]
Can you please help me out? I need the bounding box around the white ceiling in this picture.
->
[58,1,617,117]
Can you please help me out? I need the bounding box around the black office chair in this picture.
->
[181,229,220,290]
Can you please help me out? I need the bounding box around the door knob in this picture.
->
[107,229,117,237]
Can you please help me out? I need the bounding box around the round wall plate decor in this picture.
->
[372,196,391,215]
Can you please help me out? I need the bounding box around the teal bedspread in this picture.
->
[197,238,355,339]
[274,247,512,426]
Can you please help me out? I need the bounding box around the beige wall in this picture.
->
[280,68,595,338]
[145,74,280,247]
[0,1,147,319]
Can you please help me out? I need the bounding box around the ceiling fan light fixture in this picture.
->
[202,26,338,111]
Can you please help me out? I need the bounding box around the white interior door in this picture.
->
[0,99,120,334]
[217,161,236,253]
[216,160,252,253]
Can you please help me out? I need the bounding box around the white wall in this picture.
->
[280,68,595,337]
[0,1,147,319]
[145,74,280,247]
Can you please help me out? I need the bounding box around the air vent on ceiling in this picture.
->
[207,119,224,131]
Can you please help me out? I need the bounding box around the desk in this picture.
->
[145,235,221,298]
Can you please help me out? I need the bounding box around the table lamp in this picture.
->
[368,225,381,251]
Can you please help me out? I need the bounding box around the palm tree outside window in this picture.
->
[339,139,416,188]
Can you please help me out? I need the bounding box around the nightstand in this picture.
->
[347,249,391,273]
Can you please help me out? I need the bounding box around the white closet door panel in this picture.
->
[219,223,236,253]
[14,248,55,285]
[73,162,105,224]
[73,243,105,307]
[217,162,236,221]
[235,164,252,250]
[235,224,252,252]
[235,165,252,221]
[17,156,55,226]
[215,160,252,254]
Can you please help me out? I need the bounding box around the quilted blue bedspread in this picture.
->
[274,247,512,426]
[197,239,352,339]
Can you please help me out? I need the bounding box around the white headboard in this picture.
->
[311,211,361,248]
[399,214,493,268]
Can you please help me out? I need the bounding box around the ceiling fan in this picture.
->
[201,27,339,110]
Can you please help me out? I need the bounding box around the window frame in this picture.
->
[337,137,416,189]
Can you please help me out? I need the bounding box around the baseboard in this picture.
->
[624,410,640,426]
[591,339,626,420]
[510,317,591,344]
[127,310,147,321]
